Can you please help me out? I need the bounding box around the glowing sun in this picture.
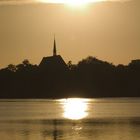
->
[39,0,104,7]
[66,0,90,7]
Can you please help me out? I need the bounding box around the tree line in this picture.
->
[0,57,140,98]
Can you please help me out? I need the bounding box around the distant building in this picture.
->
[39,37,68,72]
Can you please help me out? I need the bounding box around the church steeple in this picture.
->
[53,36,57,56]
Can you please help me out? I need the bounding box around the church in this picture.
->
[38,38,69,97]
[39,38,68,72]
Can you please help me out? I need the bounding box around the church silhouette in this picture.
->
[39,37,68,72]
[37,37,69,98]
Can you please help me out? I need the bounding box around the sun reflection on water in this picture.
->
[62,98,88,120]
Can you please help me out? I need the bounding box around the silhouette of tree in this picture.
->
[7,64,17,72]
[23,59,30,66]
[67,61,72,69]
[0,57,140,98]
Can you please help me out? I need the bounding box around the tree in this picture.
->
[22,59,30,66]
[7,64,17,72]
[67,61,72,69]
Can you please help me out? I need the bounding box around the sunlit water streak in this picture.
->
[62,98,88,120]
[0,98,140,140]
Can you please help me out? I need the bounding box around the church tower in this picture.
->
[53,37,57,56]
[39,36,68,71]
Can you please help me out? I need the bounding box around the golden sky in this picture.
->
[0,0,140,68]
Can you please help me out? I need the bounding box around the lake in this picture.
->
[0,98,140,140]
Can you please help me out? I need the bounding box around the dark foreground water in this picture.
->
[0,98,140,140]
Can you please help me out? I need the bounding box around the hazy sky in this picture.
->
[0,0,140,68]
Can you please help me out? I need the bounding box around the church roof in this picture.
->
[39,37,68,71]
[39,55,68,71]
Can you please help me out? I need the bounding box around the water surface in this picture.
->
[0,98,140,140]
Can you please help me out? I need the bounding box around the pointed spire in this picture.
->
[53,35,57,56]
